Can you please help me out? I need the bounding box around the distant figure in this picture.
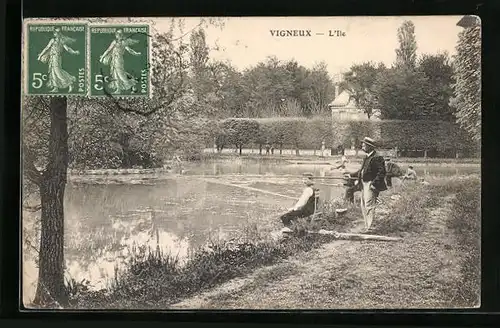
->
[333,154,349,170]
[279,173,317,227]
[173,155,184,174]
[337,144,345,156]
[265,142,271,155]
[403,166,418,181]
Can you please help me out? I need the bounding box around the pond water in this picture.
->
[22,160,480,302]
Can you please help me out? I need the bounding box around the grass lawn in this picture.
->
[172,175,480,309]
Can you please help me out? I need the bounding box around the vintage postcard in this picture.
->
[21,16,481,310]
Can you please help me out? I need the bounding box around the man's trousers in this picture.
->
[360,181,379,230]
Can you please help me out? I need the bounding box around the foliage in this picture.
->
[233,57,335,117]
[450,25,481,142]
[395,20,418,69]
[213,117,478,155]
[220,118,260,154]
[445,177,480,306]
[376,120,478,152]
[339,21,454,122]
[372,59,455,121]
[340,62,386,119]
[416,53,455,121]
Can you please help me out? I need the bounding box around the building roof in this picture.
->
[457,15,480,28]
[328,90,359,109]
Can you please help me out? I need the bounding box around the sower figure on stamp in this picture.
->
[279,173,317,227]
[347,137,387,233]
[37,28,80,93]
[99,29,142,94]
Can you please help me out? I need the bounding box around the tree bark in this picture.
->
[33,97,69,307]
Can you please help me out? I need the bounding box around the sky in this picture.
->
[150,16,464,79]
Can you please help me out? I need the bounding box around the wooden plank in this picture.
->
[309,229,402,242]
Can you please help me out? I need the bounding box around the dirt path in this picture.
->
[171,193,465,309]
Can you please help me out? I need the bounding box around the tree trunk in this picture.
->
[33,97,69,307]
[239,145,242,155]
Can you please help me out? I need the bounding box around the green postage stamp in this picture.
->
[25,23,88,96]
[89,25,150,97]
[23,20,151,98]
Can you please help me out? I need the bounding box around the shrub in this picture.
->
[370,184,430,236]
[220,118,260,154]
[211,117,478,157]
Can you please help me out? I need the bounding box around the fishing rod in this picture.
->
[180,174,358,180]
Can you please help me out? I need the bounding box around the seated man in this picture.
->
[402,165,418,181]
[343,173,361,204]
[280,173,317,227]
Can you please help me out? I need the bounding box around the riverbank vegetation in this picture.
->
[209,117,479,158]
[66,201,361,309]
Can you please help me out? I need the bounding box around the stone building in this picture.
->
[328,86,381,121]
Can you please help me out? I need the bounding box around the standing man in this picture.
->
[348,137,387,233]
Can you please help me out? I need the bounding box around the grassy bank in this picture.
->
[171,175,481,309]
[68,202,361,309]
[444,178,481,306]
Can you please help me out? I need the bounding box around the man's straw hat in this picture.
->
[362,137,376,148]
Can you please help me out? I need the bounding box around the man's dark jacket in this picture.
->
[350,151,388,192]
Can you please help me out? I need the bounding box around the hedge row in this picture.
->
[208,118,478,153]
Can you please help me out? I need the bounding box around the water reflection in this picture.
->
[189,161,479,178]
